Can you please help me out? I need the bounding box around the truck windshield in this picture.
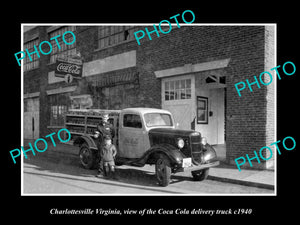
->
[144,113,173,127]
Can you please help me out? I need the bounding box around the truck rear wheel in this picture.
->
[155,154,171,187]
[79,143,97,169]
[191,168,209,181]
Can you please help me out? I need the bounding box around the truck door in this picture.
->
[118,113,147,158]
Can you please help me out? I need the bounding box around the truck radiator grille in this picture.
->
[190,136,202,165]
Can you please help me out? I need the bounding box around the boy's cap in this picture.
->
[102,114,109,118]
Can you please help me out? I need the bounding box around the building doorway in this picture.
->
[194,70,227,161]
[156,60,230,162]
[207,88,225,145]
[161,75,194,131]
[161,72,227,161]
[24,97,39,139]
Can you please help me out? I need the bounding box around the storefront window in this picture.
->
[164,79,191,101]
[49,93,70,126]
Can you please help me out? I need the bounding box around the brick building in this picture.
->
[23,24,275,169]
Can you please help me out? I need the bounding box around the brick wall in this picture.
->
[221,27,267,168]
[264,26,276,169]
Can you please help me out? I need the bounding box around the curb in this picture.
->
[207,175,275,190]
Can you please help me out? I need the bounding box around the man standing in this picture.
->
[95,113,115,177]
[96,113,114,140]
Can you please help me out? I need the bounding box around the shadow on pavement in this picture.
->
[23,153,190,191]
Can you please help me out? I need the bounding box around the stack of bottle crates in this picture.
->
[64,109,120,145]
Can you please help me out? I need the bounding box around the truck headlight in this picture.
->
[204,152,214,161]
[177,138,185,149]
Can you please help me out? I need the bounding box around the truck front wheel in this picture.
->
[79,143,97,169]
[191,168,209,181]
[155,154,171,187]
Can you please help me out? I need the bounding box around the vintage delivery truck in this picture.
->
[65,108,219,186]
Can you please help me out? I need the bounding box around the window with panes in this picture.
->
[49,26,77,64]
[97,26,140,49]
[24,38,39,71]
[49,93,71,126]
[164,79,191,101]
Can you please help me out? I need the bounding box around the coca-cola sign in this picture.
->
[55,59,82,78]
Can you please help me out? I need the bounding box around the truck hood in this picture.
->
[149,128,200,137]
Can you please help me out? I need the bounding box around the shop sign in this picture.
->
[55,57,83,79]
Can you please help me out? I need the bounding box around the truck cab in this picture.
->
[118,108,173,159]
[66,108,219,186]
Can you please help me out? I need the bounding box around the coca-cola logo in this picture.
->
[57,63,81,75]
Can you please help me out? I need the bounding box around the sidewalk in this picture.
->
[208,161,275,190]
[211,144,275,190]
[23,139,275,190]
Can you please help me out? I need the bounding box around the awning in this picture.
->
[154,58,230,78]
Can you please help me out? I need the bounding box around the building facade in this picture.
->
[23,24,275,169]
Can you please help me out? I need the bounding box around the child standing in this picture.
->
[98,135,117,179]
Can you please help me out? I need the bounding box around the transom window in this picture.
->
[164,79,191,101]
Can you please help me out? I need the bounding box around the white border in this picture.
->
[21,24,24,196]
[21,23,277,197]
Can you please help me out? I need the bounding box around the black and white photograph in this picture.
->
[3,5,298,221]
[21,23,276,195]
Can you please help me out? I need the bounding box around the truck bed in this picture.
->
[64,109,120,145]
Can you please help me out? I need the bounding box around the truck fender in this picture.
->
[73,135,98,151]
[202,144,218,163]
[139,143,185,166]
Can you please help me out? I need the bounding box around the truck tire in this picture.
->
[191,168,209,181]
[155,154,171,187]
[79,143,97,169]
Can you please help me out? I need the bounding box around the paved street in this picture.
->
[22,153,273,195]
